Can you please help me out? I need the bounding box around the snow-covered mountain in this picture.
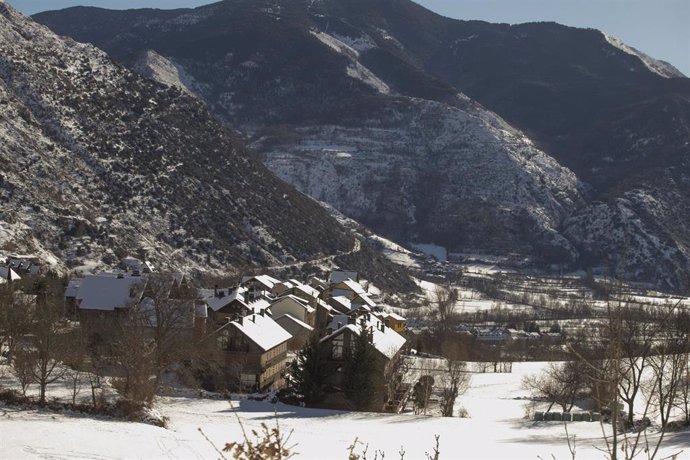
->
[0,1,358,275]
[34,0,690,291]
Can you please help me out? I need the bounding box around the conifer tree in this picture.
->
[289,333,326,406]
[343,324,379,410]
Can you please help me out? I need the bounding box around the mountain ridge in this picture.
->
[32,0,690,292]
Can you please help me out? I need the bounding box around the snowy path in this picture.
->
[268,237,361,270]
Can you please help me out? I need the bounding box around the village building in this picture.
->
[69,272,146,321]
[3,255,42,276]
[320,313,407,385]
[328,270,359,284]
[376,311,407,334]
[274,314,314,351]
[0,266,21,284]
[474,327,512,342]
[324,279,366,301]
[327,295,352,314]
[241,274,281,301]
[215,311,291,391]
[285,280,321,304]
[119,257,155,274]
[269,294,316,326]
[66,271,196,336]
[200,286,249,325]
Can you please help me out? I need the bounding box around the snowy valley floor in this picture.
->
[2,362,690,459]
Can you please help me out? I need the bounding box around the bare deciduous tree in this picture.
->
[0,285,33,360]
[439,360,470,417]
[522,361,589,413]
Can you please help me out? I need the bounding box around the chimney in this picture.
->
[260,308,265,317]
[214,284,219,297]
[337,322,342,329]
[238,316,243,325]
[251,315,256,323]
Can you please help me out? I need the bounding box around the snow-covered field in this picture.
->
[3,362,689,459]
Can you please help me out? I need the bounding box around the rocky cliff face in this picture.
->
[35,0,690,291]
[0,1,355,275]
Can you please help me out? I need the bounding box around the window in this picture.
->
[332,336,344,359]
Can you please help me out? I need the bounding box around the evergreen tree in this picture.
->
[289,333,325,406]
[343,325,379,410]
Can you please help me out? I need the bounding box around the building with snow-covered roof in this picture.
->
[474,327,512,342]
[289,282,321,302]
[322,313,406,360]
[271,280,295,297]
[119,257,154,274]
[215,311,292,391]
[5,256,41,276]
[0,266,21,284]
[331,279,366,297]
[241,274,281,301]
[327,295,352,314]
[274,313,314,350]
[320,313,407,410]
[74,272,146,313]
[328,270,359,284]
[308,276,328,291]
[375,311,406,334]
[353,292,377,309]
[268,294,315,326]
[200,286,249,325]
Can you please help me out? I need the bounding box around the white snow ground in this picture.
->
[2,361,689,459]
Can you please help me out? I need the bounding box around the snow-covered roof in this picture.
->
[241,274,281,290]
[6,257,41,275]
[120,257,154,273]
[0,266,21,282]
[308,276,328,290]
[274,280,294,290]
[354,293,377,307]
[321,319,407,359]
[327,314,350,331]
[227,313,291,352]
[293,283,320,299]
[200,287,246,312]
[274,313,314,333]
[336,279,365,295]
[247,298,271,314]
[316,299,336,314]
[76,273,145,311]
[328,271,358,284]
[270,295,315,314]
[65,278,82,298]
[323,314,406,359]
[380,311,405,322]
[330,295,352,312]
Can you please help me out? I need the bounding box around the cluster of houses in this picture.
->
[64,261,408,393]
[454,324,561,343]
[0,254,43,284]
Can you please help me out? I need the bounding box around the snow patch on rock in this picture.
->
[603,33,685,78]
